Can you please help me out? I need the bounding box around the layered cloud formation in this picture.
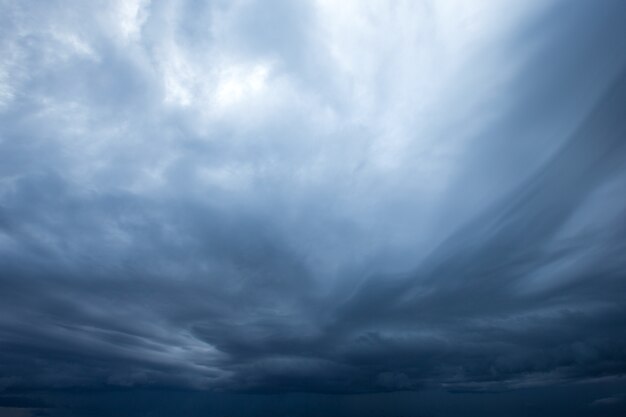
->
[1,0,626,397]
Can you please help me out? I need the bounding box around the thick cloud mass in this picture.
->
[1,0,626,403]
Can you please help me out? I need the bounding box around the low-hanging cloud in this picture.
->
[1,0,626,397]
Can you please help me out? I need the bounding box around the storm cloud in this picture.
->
[1,0,626,415]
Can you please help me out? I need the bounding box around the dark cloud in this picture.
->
[1,0,626,415]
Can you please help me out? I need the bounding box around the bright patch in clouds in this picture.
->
[215,62,270,108]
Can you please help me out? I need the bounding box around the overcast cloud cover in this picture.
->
[1,0,626,415]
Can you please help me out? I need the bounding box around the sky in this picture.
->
[0,0,626,416]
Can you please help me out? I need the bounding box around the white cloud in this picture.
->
[114,0,151,41]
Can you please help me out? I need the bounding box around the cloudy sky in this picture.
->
[1,0,626,416]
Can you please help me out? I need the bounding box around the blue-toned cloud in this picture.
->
[0,0,625,398]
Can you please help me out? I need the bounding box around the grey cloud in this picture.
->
[0,1,625,413]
